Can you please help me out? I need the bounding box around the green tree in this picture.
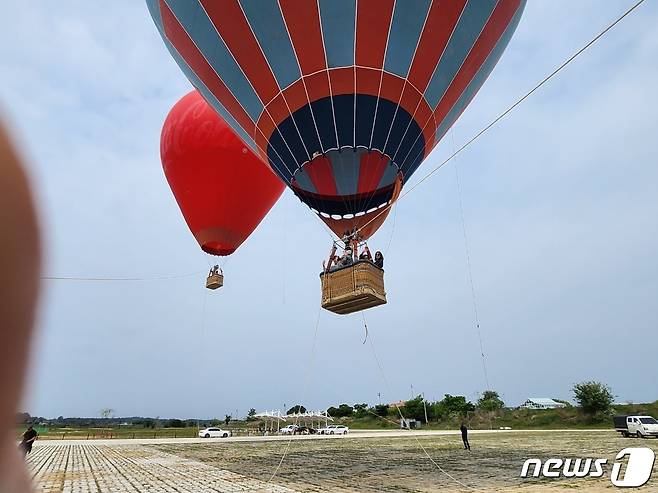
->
[573,381,614,416]
[224,414,232,426]
[246,408,257,421]
[353,403,368,418]
[403,396,427,421]
[286,405,306,415]
[436,394,475,418]
[166,419,184,428]
[327,404,353,417]
[373,404,389,417]
[477,390,504,411]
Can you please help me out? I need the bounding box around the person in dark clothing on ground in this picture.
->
[460,422,470,450]
[19,426,37,457]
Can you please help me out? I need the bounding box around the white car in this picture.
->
[316,426,330,435]
[324,425,349,435]
[279,424,300,435]
[199,427,231,438]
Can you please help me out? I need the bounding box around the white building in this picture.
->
[254,409,332,432]
[519,398,567,410]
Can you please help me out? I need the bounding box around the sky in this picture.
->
[1,1,656,420]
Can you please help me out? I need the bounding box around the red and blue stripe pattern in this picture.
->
[148,0,525,234]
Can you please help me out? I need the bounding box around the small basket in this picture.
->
[206,272,224,290]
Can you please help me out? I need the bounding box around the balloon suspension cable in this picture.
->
[362,313,479,491]
[346,0,646,242]
[451,130,490,393]
[218,255,230,271]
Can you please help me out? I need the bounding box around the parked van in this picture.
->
[614,415,658,438]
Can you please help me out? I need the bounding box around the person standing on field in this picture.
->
[460,422,471,450]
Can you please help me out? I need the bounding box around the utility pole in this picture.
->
[410,384,414,399]
[422,392,429,424]
[377,392,381,405]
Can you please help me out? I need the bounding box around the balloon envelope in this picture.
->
[161,91,285,255]
[148,0,525,238]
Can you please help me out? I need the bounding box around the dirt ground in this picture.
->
[154,430,658,492]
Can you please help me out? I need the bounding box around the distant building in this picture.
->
[400,418,420,429]
[519,398,567,410]
[388,400,406,408]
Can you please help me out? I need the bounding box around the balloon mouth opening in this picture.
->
[319,207,393,240]
[201,244,236,256]
[290,167,403,221]
[289,148,402,219]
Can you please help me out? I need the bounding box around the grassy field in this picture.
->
[24,426,200,440]
[25,425,283,440]
[155,430,658,492]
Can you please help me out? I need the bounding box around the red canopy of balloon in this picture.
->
[161,91,284,256]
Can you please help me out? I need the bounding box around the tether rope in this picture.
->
[451,129,490,393]
[347,0,646,242]
[383,202,398,257]
[265,305,322,485]
[41,271,203,282]
[363,314,479,491]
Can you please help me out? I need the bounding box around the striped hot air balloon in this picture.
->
[147,0,525,239]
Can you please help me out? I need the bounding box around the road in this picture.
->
[34,428,609,447]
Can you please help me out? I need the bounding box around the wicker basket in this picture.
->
[319,261,386,315]
[206,273,224,290]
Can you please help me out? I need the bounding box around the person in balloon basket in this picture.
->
[339,248,354,268]
[341,231,353,249]
[326,247,351,272]
[374,251,384,269]
[359,245,372,262]
[460,422,470,451]
[19,426,37,457]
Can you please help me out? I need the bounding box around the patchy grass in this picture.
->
[155,430,658,492]
[21,426,200,440]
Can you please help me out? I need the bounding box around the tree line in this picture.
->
[16,381,620,428]
[292,381,618,422]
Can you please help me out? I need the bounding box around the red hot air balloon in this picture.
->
[161,90,284,257]
[147,0,525,240]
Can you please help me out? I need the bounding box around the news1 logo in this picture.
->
[520,448,655,487]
